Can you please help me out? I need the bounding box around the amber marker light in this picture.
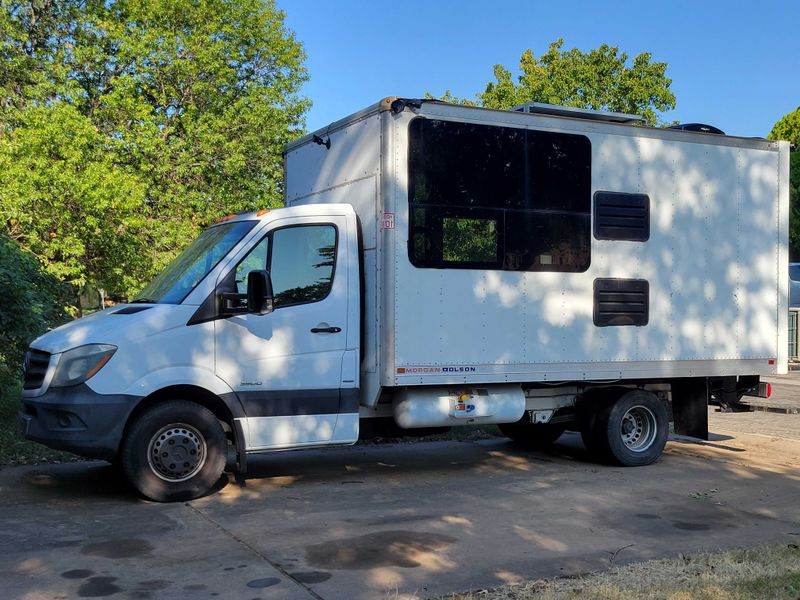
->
[85,353,113,380]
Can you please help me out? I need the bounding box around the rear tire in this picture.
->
[499,420,566,449]
[121,401,227,502]
[591,390,668,466]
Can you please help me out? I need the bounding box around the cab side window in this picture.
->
[235,224,337,308]
[271,225,336,307]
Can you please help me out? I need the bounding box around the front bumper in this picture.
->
[19,384,140,460]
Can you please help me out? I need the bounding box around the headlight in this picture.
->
[51,344,117,388]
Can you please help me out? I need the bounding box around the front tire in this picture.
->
[121,401,227,502]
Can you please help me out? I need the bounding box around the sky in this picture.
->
[278,0,799,138]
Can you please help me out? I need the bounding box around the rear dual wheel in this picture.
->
[121,401,227,502]
[581,390,668,466]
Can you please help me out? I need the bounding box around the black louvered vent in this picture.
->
[594,192,650,241]
[23,349,51,390]
[594,279,649,327]
[113,306,152,315]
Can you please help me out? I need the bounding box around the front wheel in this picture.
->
[121,401,227,502]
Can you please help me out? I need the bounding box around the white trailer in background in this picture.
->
[21,98,790,501]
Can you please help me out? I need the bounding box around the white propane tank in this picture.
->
[393,385,526,428]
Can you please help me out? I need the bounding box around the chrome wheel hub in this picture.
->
[147,424,206,482]
[619,405,657,452]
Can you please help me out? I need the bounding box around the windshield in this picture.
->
[134,221,256,304]
[791,265,800,282]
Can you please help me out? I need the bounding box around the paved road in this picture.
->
[1,407,799,600]
[709,406,800,440]
[744,374,800,413]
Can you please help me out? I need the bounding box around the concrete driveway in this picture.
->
[2,411,799,600]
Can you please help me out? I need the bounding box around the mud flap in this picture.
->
[671,378,709,440]
[233,418,248,487]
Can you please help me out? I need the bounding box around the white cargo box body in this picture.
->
[286,98,790,405]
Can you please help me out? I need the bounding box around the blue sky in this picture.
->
[278,0,799,138]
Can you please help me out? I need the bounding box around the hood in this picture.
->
[31,304,198,354]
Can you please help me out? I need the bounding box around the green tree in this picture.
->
[0,0,308,301]
[768,109,800,258]
[433,38,676,126]
[791,152,800,259]
[0,102,147,293]
[769,107,800,146]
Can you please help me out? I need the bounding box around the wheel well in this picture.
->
[122,386,235,453]
[576,385,629,408]
[575,386,654,427]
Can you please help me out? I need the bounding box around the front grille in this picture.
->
[23,349,51,390]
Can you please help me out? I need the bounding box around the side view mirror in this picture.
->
[247,269,274,315]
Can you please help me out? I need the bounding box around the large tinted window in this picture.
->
[408,118,591,272]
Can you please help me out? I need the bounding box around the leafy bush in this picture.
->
[0,235,70,402]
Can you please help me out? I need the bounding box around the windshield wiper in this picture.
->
[130,298,158,304]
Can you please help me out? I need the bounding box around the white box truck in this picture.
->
[20,98,790,502]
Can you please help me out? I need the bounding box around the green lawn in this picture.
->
[445,544,800,600]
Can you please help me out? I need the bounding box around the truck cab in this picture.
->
[21,203,361,502]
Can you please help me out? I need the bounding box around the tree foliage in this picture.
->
[786,151,800,259]
[768,109,800,258]
[0,0,308,300]
[0,235,69,400]
[433,39,676,126]
[769,107,799,147]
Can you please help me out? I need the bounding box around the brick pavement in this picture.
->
[708,407,800,440]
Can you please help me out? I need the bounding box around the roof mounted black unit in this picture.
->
[668,123,725,135]
[390,98,423,114]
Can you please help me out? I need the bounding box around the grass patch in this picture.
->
[0,381,76,465]
[443,544,800,600]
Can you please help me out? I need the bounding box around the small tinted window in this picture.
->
[443,217,498,263]
[790,264,800,282]
[270,225,337,307]
[408,118,591,272]
[235,236,269,294]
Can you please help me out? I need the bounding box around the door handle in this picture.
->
[311,326,342,334]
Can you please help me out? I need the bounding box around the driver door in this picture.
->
[215,215,353,450]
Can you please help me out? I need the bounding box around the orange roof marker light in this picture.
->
[214,214,238,224]
[256,209,270,217]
